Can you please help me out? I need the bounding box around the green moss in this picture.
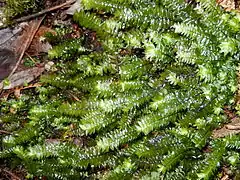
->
[1,0,240,179]
[2,0,41,23]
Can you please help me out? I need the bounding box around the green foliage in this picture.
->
[1,0,240,179]
[2,0,41,22]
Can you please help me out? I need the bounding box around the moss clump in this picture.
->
[1,0,42,23]
[1,0,240,179]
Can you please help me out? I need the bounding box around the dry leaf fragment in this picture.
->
[217,0,236,11]
[14,89,21,99]
[225,124,240,130]
[212,117,240,138]
[27,26,55,56]
[0,66,44,89]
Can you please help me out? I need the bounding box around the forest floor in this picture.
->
[0,0,240,179]
[0,1,82,179]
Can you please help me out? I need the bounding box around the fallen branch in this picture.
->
[0,0,76,30]
[15,0,76,23]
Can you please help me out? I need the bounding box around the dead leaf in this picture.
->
[45,139,61,144]
[212,117,240,138]
[12,19,45,59]
[0,83,42,99]
[13,89,21,99]
[27,26,54,56]
[220,166,232,180]
[66,0,82,15]
[225,124,240,130]
[44,61,55,71]
[217,0,236,11]
[0,27,22,49]
[0,66,44,89]
[0,49,16,80]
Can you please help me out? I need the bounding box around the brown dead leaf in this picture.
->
[7,17,45,79]
[0,66,44,90]
[13,89,21,99]
[45,139,61,144]
[12,22,37,59]
[27,26,55,56]
[212,117,240,138]
[217,0,237,11]
[221,175,230,180]
[220,166,232,180]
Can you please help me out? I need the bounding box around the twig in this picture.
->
[0,82,42,98]
[21,82,42,90]
[68,92,80,101]
[0,0,76,30]
[0,130,12,135]
[226,124,240,130]
[15,0,76,23]
[25,52,37,63]
[2,169,21,180]
[8,16,45,78]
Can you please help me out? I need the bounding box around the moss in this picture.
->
[1,0,240,179]
[2,0,42,23]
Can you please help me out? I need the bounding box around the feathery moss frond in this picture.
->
[1,0,240,179]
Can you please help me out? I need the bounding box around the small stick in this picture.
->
[25,52,37,64]
[15,0,76,23]
[0,0,76,29]
[0,130,12,134]
[21,82,42,90]
[68,92,80,101]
